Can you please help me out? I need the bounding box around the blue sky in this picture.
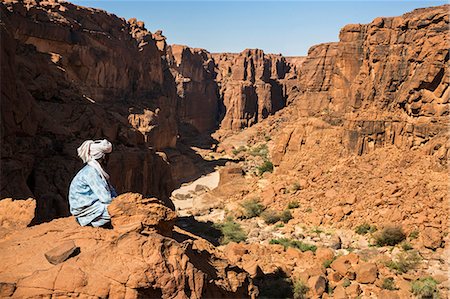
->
[70,1,448,56]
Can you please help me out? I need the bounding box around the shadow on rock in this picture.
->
[175,216,222,246]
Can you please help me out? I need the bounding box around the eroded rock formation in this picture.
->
[1,0,177,221]
[0,193,257,298]
[213,49,291,131]
[288,5,449,155]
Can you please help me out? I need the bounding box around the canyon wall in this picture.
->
[1,0,178,221]
[287,5,449,156]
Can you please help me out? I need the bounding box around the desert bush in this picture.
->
[400,241,413,251]
[375,225,406,246]
[257,160,274,175]
[342,278,351,288]
[386,250,421,273]
[249,143,269,158]
[232,146,247,155]
[288,200,300,209]
[409,230,420,240]
[269,238,317,253]
[291,182,301,192]
[292,279,309,299]
[411,277,440,299]
[280,210,293,223]
[261,210,281,224]
[323,258,335,269]
[355,223,377,235]
[214,217,247,245]
[240,198,264,219]
[382,277,398,290]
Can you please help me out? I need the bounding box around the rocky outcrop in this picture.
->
[1,0,177,221]
[167,45,220,133]
[213,49,291,131]
[0,193,257,298]
[290,5,449,155]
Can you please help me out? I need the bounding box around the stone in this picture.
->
[307,275,327,297]
[355,262,378,284]
[421,227,442,249]
[44,240,79,265]
[108,193,177,237]
[0,198,35,229]
[315,247,335,263]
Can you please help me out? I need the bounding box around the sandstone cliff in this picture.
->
[1,0,177,222]
[213,49,291,132]
[288,5,449,155]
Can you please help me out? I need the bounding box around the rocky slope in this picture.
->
[0,193,257,298]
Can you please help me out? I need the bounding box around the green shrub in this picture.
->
[257,160,274,175]
[342,278,351,288]
[249,143,269,158]
[261,210,281,224]
[269,238,317,253]
[409,230,420,240]
[264,135,272,142]
[382,277,398,290]
[375,225,406,246]
[400,241,413,251]
[232,146,247,155]
[214,217,247,245]
[292,279,309,299]
[323,258,335,269]
[291,182,301,192]
[280,210,293,223]
[411,277,439,299]
[240,198,265,219]
[305,207,312,213]
[288,200,300,209]
[386,250,421,273]
[355,223,377,235]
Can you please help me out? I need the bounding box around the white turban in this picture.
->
[77,139,112,180]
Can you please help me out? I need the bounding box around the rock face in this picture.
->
[213,49,291,131]
[1,0,177,221]
[289,5,449,155]
[0,193,257,298]
[167,44,220,133]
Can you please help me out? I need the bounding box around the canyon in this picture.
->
[0,0,448,298]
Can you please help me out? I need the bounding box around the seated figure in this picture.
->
[69,139,117,227]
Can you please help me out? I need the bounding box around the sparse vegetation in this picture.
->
[232,146,246,155]
[288,200,300,209]
[214,216,247,245]
[375,225,406,246]
[355,223,377,235]
[386,250,421,273]
[292,279,309,299]
[342,278,351,288]
[310,226,323,234]
[264,134,272,142]
[305,207,312,213]
[323,257,335,269]
[290,182,301,192]
[400,241,413,251]
[382,277,398,290]
[257,160,274,175]
[240,198,265,219]
[261,210,281,224]
[411,277,440,299]
[409,230,420,240]
[249,143,269,158]
[269,238,317,253]
[280,210,293,223]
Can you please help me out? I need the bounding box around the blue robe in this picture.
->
[68,164,117,227]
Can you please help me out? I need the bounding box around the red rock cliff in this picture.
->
[1,0,178,221]
[290,5,449,154]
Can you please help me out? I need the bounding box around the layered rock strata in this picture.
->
[288,5,449,155]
